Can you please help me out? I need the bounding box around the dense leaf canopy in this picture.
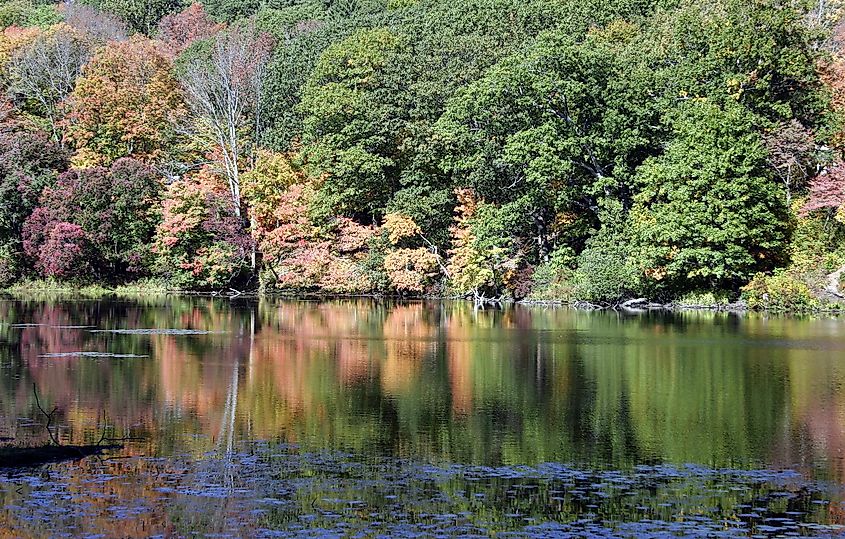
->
[0,0,843,303]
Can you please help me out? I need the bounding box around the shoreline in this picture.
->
[2,280,844,316]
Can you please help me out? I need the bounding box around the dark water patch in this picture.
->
[0,444,122,468]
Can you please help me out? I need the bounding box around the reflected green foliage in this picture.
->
[2,298,845,534]
[1,297,845,475]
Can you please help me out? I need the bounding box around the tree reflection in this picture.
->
[1,296,845,481]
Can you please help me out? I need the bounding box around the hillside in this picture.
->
[1,0,845,310]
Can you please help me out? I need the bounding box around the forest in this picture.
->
[1,0,845,308]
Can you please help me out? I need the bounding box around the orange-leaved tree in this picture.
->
[62,36,185,166]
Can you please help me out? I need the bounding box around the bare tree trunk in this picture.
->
[181,25,272,220]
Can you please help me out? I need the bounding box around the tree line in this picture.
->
[2,0,845,307]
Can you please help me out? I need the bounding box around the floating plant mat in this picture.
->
[88,328,227,335]
[50,325,97,329]
[39,352,148,359]
[1,443,843,538]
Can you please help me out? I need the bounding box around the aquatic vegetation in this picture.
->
[1,444,843,537]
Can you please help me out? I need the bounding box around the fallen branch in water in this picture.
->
[0,444,123,468]
[33,384,60,446]
[0,386,134,469]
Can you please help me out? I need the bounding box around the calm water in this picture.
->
[2,296,845,537]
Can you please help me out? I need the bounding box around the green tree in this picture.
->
[260,17,352,150]
[631,100,791,292]
[79,0,186,35]
[200,0,261,22]
[435,23,658,260]
[641,0,824,126]
[0,0,61,29]
[299,27,408,220]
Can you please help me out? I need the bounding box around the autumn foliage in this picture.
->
[157,3,223,56]
[63,36,184,165]
[152,169,252,289]
[22,158,161,279]
[803,163,845,222]
[1,0,845,306]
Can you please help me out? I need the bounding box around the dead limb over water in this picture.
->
[0,443,123,469]
[0,385,126,469]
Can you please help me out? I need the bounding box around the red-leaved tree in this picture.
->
[157,3,223,57]
[802,163,845,217]
[38,222,89,278]
[22,158,162,280]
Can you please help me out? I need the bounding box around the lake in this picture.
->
[1,296,845,537]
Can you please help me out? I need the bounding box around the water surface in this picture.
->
[1,296,845,536]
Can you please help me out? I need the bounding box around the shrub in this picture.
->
[574,205,641,304]
[360,231,391,293]
[675,290,733,308]
[529,247,576,301]
[741,271,821,312]
[320,257,373,294]
[38,222,89,279]
[0,242,20,287]
[0,126,68,277]
[152,176,252,289]
[384,247,439,294]
[22,218,90,280]
[575,235,640,304]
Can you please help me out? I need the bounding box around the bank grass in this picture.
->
[3,278,171,297]
[673,290,735,309]
[111,278,170,296]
